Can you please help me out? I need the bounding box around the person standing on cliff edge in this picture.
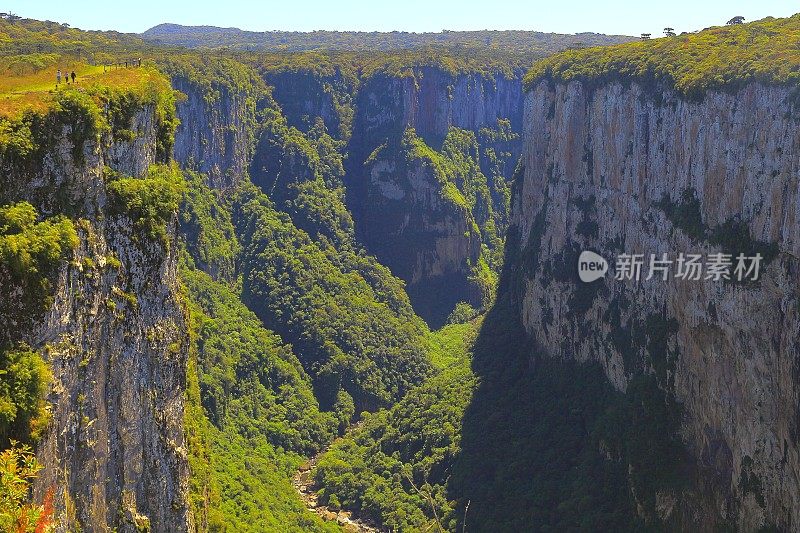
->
[56,69,61,87]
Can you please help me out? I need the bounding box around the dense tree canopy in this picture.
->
[526,14,800,95]
[142,24,633,56]
[234,183,431,412]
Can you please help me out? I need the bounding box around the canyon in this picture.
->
[1,13,799,533]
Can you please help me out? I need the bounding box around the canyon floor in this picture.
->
[292,423,385,533]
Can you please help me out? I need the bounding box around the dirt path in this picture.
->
[292,425,385,532]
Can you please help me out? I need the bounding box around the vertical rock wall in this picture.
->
[511,79,800,529]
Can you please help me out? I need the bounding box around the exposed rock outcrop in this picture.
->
[263,68,354,140]
[358,138,484,325]
[172,75,255,190]
[2,105,191,532]
[511,79,800,529]
[344,68,524,324]
[353,68,524,147]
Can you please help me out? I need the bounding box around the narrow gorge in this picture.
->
[0,11,799,533]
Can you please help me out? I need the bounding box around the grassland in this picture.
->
[0,60,160,117]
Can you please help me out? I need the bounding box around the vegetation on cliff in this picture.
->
[251,113,356,251]
[183,264,337,455]
[314,321,478,532]
[258,59,355,140]
[0,202,77,330]
[0,202,75,450]
[0,343,51,448]
[525,14,800,95]
[159,54,268,104]
[0,64,178,165]
[234,183,431,411]
[0,202,73,530]
[179,170,240,279]
[365,128,504,318]
[107,163,186,244]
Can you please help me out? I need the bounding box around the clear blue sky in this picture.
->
[7,0,798,36]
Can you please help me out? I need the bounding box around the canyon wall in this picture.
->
[1,104,191,532]
[344,68,524,324]
[172,74,256,190]
[510,79,800,529]
[241,65,525,325]
[356,134,485,325]
[263,69,353,140]
[350,68,524,147]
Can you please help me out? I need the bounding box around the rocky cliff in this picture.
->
[171,71,259,190]
[1,90,191,532]
[356,68,523,146]
[262,67,353,140]
[344,67,524,324]
[356,130,485,325]
[511,78,800,529]
[232,63,524,325]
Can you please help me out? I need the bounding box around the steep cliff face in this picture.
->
[172,75,255,190]
[511,79,800,529]
[354,68,523,147]
[263,69,353,140]
[345,67,523,324]
[358,135,484,324]
[1,100,191,531]
[238,64,523,325]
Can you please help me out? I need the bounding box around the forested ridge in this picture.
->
[526,13,800,95]
[142,24,634,54]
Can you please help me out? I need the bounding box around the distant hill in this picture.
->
[0,17,151,58]
[141,23,635,54]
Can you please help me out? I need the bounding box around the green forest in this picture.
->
[526,13,800,95]
[0,10,797,533]
[141,24,633,55]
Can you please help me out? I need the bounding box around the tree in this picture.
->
[0,442,54,533]
[727,16,745,25]
[640,33,651,40]
[663,27,676,37]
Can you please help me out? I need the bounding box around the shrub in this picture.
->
[0,345,50,446]
[107,164,186,245]
[0,202,78,336]
[0,442,54,533]
[446,302,479,325]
